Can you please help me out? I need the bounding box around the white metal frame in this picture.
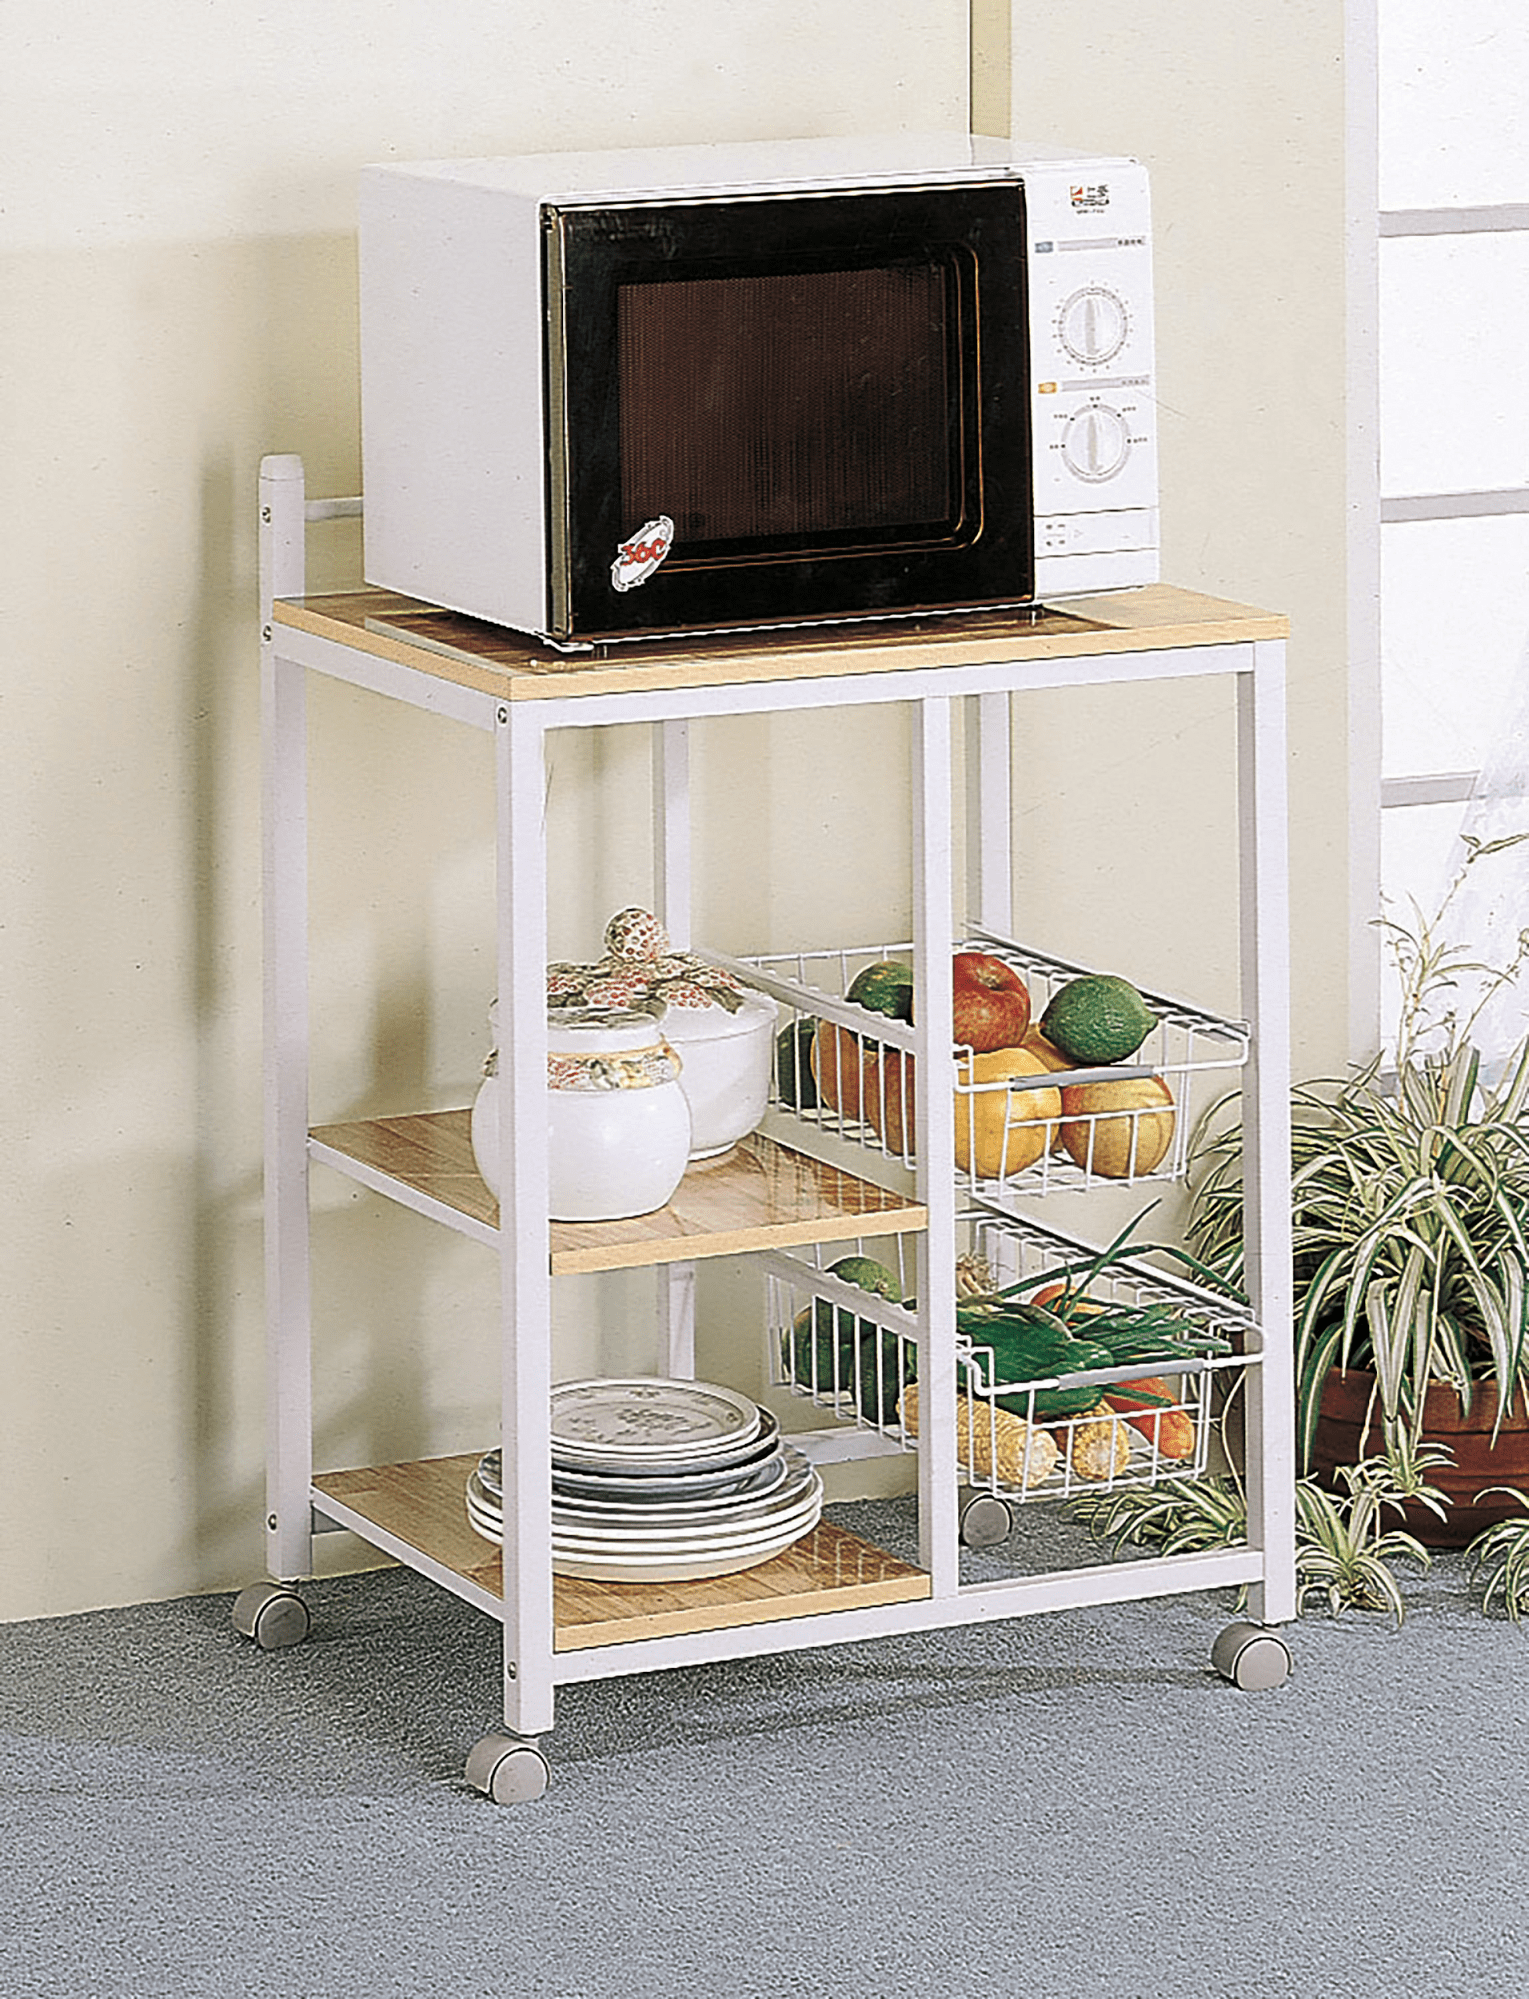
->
[259,454,1295,1750]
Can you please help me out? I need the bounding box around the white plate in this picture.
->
[463,1500,825,1573]
[551,1462,815,1530]
[550,1429,784,1499]
[466,1464,822,1565]
[549,1377,762,1462]
[551,1515,823,1584]
[477,1412,782,1497]
[470,1458,818,1540]
[551,1476,823,1547]
[550,1503,823,1558]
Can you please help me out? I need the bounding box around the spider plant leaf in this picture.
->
[1492,1036,1529,1123]
[1296,1317,1349,1470]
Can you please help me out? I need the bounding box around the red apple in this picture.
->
[951,951,1032,1053]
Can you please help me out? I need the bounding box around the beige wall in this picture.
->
[3,2,1357,1625]
[1,3,970,1622]
[990,3,1354,1078]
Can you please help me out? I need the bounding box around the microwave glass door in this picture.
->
[545,185,1031,639]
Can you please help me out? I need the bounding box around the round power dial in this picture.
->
[1061,404,1132,482]
[1057,285,1131,366]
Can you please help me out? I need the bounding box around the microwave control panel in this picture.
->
[1023,162,1159,594]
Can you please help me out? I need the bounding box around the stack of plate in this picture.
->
[465,1377,823,1583]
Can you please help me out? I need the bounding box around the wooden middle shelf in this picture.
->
[309,1109,925,1274]
[314,1454,931,1653]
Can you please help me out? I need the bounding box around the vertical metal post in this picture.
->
[259,455,307,635]
[653,716,697,1377]
[1237,640,1297,1624]
[495,701,558,1737]
[654,718,692,951]
[964,691,1013,934]
[260,457,315,1584]
[912,696,960,1592]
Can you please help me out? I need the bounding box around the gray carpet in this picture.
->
[2,1497,1525,1999]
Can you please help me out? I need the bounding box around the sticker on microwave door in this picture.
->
[611,517,675,592]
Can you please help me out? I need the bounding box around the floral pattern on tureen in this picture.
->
[546,907,748,1016]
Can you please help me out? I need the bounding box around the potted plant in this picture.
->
[1186,835,1529,1545]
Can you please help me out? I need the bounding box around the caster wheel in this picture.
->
[960,1492,1014,1549]
[231,1583,311,1652]
[466,1732,550,1805]
[1211,1620,1292,1690]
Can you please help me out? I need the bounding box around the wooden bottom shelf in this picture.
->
[314,1454,930,1653]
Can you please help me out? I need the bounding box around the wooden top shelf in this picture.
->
[309,1109,926,1274]
[274,583,1289,705]
[313,1453,930,1653]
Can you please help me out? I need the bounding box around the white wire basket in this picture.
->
[706,930,1249,1199]
[764,1211,1256,1507]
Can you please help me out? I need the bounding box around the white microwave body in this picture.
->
[359,134,1158,643]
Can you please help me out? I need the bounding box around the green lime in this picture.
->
[845,959,915,1023]
[828,1253,902,1302]
[1039,974,1157,1065]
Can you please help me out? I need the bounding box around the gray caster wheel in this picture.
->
[231,1583,311,1651]
[1211,1620,1292,1690]
[466,1731,550,1804]
[959,1491,1014,1549]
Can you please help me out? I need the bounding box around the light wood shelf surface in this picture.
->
[274,582,1289,705]
[314,1454,930,1652]
[309,1109,925,1273]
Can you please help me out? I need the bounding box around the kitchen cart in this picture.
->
[240,453,1296,1801]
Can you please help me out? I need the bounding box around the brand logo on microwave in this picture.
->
[611,516,675,592]
[1070,183,1111,211]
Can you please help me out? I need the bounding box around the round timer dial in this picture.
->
[1061,404,1132,483]
[1057,286,1131,366]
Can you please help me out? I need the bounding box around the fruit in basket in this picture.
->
[828,1253,903,1302]
[846,958,916,1022]
[810,961,913,1122]
[954,1047,1062,1180]
[951,951,1032,1052]
[1019,1029,1073,1150]
[1065,1413,1133,1481]
[811,1021,869,1119]
[786,1255,909,1424]
[1020,1026,1073,1073]
[775,1018,820,1110]
[861,1046,918,1155]
[1059,1074,1176,1178]
[1039,974,1157,1064]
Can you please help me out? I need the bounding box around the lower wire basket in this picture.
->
[766,1209,1257,1507]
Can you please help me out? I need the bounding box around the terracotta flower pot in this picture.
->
[1311,1367,1529,1547]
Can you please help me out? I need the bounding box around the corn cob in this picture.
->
[1065,1413,1133,1482]
[898,1382,1060,1490]
[955,1250,995,1299]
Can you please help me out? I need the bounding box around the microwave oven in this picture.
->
[359,134,1158,646]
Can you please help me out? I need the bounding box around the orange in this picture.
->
[954,1047,1062,1180]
